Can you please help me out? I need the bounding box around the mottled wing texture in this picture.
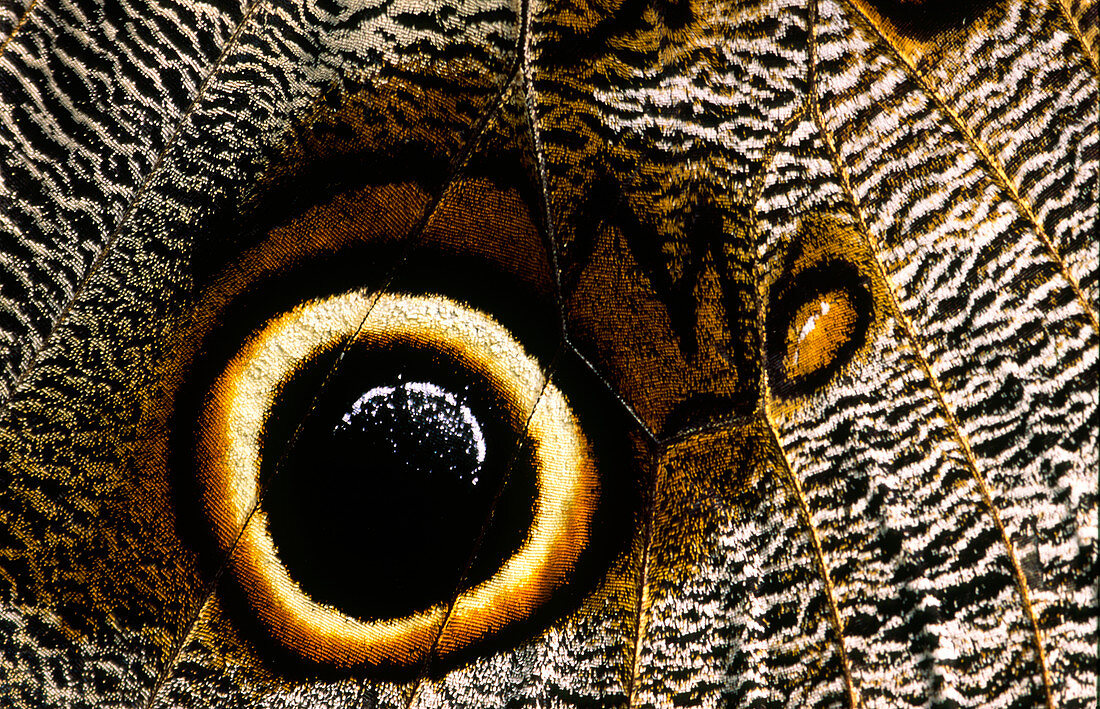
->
[0,0,1096,707]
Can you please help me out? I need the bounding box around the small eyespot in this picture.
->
[766,261,873,398]
[193,291,598,669]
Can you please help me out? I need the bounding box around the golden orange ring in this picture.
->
[195,292,598,668]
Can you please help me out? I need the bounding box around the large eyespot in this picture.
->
[766,261,873,398]
[194,291,598,669]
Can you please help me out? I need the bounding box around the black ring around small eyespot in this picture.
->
[766,260,874,398]
[859,0,999,39]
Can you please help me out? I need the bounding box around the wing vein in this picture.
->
[0,0,268,410]
[807,51,1057,707]
[0,0,37,61]
[765,411,862,709]
[403,351,558,709]
[837,0,1100,334]
[746,61,861,703]
[1053,0,1100,74]
[518,0,565,319]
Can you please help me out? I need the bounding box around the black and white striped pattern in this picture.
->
[0,0,250,401]
[813,1,1097,703]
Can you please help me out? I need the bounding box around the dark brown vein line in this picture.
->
[384,7,554,699]
[809,86,1057,709]
[519,4,657,695]
[519,8,670,696]
[142,69,525,709]
[0,0,37,61]
[518,0,662,450]
[1053,0,1100,75]
[763,413,862,709]
[7,56,394,709]
[140,286,392,709]
[153,270,412,706]
[1,3,278,684]
[518,0,565,326]
[838,0,1100,335]
[374,33,533,708]
[0,0,268,413]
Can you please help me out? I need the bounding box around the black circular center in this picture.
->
[262,345,535,621]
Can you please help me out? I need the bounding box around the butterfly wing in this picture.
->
[0,0,1095,706]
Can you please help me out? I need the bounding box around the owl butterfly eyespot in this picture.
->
[194,291,600,668]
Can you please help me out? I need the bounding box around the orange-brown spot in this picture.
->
[783,290,859,384]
